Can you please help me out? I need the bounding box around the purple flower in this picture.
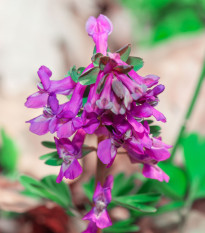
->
[26,93,61,135]
[25,66,76,108]
[55,129,86,183]
[83,175,113,229]
[86,14,113,55]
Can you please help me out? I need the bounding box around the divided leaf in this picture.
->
[116,44,131,62]
[127,56,144,72]
[20,175,73,213]
[68,66,85,83]
[78,67,100,85]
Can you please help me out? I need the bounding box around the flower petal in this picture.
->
[57,121,75,138]
[25,91,48,108]
[37,66,52,90]
[142,164,169,182]
[64,159,83,180]
[27,115,50,135]
[82,222,98,233]
[97,139,112,165]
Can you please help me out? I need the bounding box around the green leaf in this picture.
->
[0,129,18,175]
[41,141,56,149]
[78,67,100,85]
[93,46,96,55]
[41,175,72,206]
[104,219,139,233]
[116,44,131,62]
[150,125,161,137]
[112,198,157,213]
[112,173,135,197]
[155,201,184,215]
[91,53,103,66]
[127,56,144,71]
[20,175,73,212]
[39,151,58,160]
[45,158,63,166]
[182,133,205,199]
[68,66,85,83]
[83,176,95,201]
[113,193,160,204]
[158,162,188,200]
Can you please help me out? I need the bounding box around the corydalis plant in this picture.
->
[25,14,171,232]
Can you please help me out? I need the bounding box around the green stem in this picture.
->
[170,57,205,161]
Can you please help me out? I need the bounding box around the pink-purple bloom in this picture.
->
[83,175,113,232]
[25,14,172,232]
[25,66,76,108]
[55,129,86,183]
[25,14,171,184]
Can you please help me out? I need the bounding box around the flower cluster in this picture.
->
[25,14,171,232]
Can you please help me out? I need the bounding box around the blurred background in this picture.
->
[0,0,205,232]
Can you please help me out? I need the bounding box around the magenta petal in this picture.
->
[152,84,165,96]
[57,121,75,138]
[49,76,76,94]
[145,147,170,161]
[25,91,48,108]
[48,93,59,114]
[152,107,166,123]
[97,14,113,35]
[97,139,112,165]
[95,209,112,229]
[27,115,50,135]
[127,114,144,133]
[144,74,160,88]
[142,164,169,182]
[96,74,113,110]
[82,222,98,233]
[93,182,104,201]
[56,165,64,183]
[132,103,153,118]
[72,129,86,149]
[49,116,58,133]
[86,15,113,36]
[83,208,95,221]
[86,14,113,54]
[61,83,86,118]
[37,66,52,91]
[54,137,75,158]
[64,159,83,180]
[103,179,113,204]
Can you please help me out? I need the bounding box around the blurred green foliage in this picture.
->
[119,0,205,44]
[0,129,18,176]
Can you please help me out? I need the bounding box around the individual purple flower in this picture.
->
[83,175,113,229]
[86,14,113,55]
[54,129,86,183]
[26,93,61,135]
[25,66,76,108]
